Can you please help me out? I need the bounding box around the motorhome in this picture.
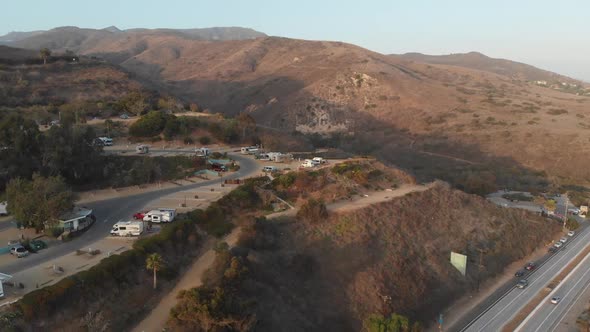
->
[0,272,12,298]
[110,221,144,236]
[263,166,278,173]
[143,208,176,223]
[240,146,259,154]
[301,159,315,168]
[312,157,327,165]
[195,147,211,157]
[0,201,7,216]
[136,144,150,154]
[97,137,113,146]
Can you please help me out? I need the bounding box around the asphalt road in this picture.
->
[0,154,258,275]
[516,251,590,332]
[449,221,590,332]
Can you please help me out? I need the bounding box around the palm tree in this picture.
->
[146,253,163,289]
[40,48,51,65]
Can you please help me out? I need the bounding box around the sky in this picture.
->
[2,0,590,81]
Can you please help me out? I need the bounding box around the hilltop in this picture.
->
[3,31,590,192]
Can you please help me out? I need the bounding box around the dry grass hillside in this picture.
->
[5,32,590,189]
[55,35,590,188]
[176,181,561,331]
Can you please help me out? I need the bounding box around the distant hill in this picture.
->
[0,26,267,53]
[398,51,581,85]
[0,45,38,61]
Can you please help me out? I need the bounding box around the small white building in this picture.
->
[0,272,12,298]
[58,207,94,232]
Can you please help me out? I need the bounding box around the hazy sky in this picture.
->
[3,0,589,81]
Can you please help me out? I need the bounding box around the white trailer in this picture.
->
[143,208,176,223]
[312,157,326,165]
[0,272,12,298]
[240,146,259,155]
[195,147,211,157]
[136,144,150,154]
[0,201,7,216]
[110,221,144,237]
[301,159,315,168]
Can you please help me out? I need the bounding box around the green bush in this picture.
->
[199,136,211,145]
[129,111,171,137]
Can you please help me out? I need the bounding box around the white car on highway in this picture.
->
[568,231,575,237]
[560,237,568,243]
[554,241,563,248]
[550,296,561,304]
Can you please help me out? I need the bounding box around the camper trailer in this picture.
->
[110,221,144,237]
[143,208,176,223]
[136,144,150,154]
[240,146,259,154]
[195,147,211,157]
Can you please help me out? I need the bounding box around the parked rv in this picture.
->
[110,221,144,237]
[195,147,211,157]
[136,144,150,154]
[263,166,278,173]
[97,137,113,146]
[312,157,327,165]
[143,208,176,223]
[240,146,259,154]
[0,201,7,216]
[301,159,315,168]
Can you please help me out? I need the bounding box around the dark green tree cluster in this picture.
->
[363,313,422,332]
[129,111,201,140]
[5,174,75,231]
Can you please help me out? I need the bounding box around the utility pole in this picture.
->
[563,192,569,230]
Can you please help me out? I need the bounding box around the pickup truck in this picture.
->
[133,212,146,220]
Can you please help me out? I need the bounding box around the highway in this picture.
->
[0,154,258,275]
[452,222,590,332]
[516,251,590,332]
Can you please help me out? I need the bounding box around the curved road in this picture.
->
[1,154,258,275]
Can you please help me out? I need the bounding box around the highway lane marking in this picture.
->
[530,253,590,332]
[549,274,590,332]
[475,227,590,332]
[516,249,590,331]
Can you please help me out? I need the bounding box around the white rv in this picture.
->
[143,208,176,223]
[195,147,211,157]
[240,146,259,155]
[136,144,150,154]
[97,137,113,146]
[0,201,7,216]
[312,157,326,165]
[301,159,315,168]
[0,272,12,298]
[110,221,144,236]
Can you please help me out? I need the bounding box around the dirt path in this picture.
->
[132,227,242,332]
[328,183,434,213]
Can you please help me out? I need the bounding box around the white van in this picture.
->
[195,147,210,157]
[312,157,326,165]
[110,221,144,236]
[301,159,315,168]
[0,201,7,216]
[136,144,150,154]
[263,166,278,173]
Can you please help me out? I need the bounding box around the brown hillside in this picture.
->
[232,182,560,330]
[65,35,590,187]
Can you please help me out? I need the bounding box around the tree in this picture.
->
[146,253,163,289]
[236,112,257,141]
[5,174,75,231]
[363,313,417,332]
[40,48,51,65]
[545,199,557,212]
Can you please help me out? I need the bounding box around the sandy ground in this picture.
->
[328,183,434,212]
[436,230,568,332]
[132,227,243,332]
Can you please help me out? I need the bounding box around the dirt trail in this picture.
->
[328,183,435,213]
[132,227,242,332]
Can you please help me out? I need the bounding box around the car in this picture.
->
[568,231,575,237]
[133,212,146,220]
[550,297,561,304]
[560,237,568,243]
[516,279,529,289]
[119,114,130,119]
[525,262,536,270]
[548,247,558,253]
[554,241,563,248]
[515,270,525,277]
[10,245,29,258]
